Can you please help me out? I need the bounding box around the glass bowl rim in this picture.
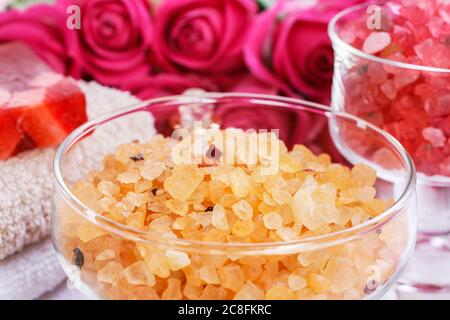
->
[53,92,416,252]
[328,2,450,74]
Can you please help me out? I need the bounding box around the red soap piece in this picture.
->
[0,42,87,159]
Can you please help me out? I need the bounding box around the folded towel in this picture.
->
[0,238,65,300]
[0,81,151,260]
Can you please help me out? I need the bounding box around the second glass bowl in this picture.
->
[52,93,417,300]
[328,2,450,297]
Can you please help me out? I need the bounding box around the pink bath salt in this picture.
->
[425,95,450,118]
[422,127,446,148]
[368,62,388,84]
[363,32,392,54]
[380,80,397,100]
[337,0,450,177]
[427,18,445,38]
[434,115,450,137]
[393,69,420,89]
[414,83,439,99]
[382,52,407,74]
[414,39,450,68]
[439,157,450,176]
[444,139,450,155]
[437,94,450,113]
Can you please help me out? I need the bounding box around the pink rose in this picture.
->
[123,73,218,136]
[245,2,335,103]
[57,0,154,86]
[125,73,218,100]
[0,4,81,76]
[228,74,278,95]
[214,96,333,151]
[318,0,368,12]
[154,0,257,75]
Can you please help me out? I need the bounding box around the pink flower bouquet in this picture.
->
[0,0,366,155]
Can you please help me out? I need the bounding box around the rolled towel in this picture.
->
[0,81,154,259]
[0,238,65,300]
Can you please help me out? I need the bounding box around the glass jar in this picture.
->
[52,93,417,299]
[328,2,450,298]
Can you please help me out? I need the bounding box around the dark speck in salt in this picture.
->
[130,153,144,161]
[364,279,379,295]
[151,188,158,196]
[206,144,222,160]
[357,64,368,75]
[205,206,214,212]
[73,247,84,269]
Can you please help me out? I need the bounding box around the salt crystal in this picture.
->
[165,199,189,216]
[234,281,265,300]
[422,127,446,147]
[265,285,295,300]
[351,164,377,187]
[307,273,330,294]
[97,261,123,284]
[99,196,116,211]
[199,266,221,284]
[271,189,292,205]
[172,216,192,230]
[97,180,120,197]
[363,32,391,54]
[161,278,183,300]
[140,162,165,181]
[263,212,283,230]
[117,170,141,184]
[323,257,356,293]
[231,199,253,220]
[231,219,254,237]
[212,204,229,230]
[163,165,204,201]
[165,250,191,271]
[380,80,397,100]
[288,274,307,291]
[394,69,420,89]
[275,227,298,241]
[96,249,115,261]
[219,264,244,292]
[124,261,155,286]
[122,192,147,209]
[368,62,388,84]
[230,168,252,197]
[76,224,107,243]
[134,179,153,193]
[146,250,170,278]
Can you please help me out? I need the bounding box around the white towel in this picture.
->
[0,81,149,260]
[0,81,154,299]
[0,238,65,300]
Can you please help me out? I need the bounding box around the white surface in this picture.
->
[0,238,65,300]
[40,282,89,300]
[0,0,12,11]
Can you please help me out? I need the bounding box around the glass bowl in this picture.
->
[328,2,450,297]
[52,93,417,300]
